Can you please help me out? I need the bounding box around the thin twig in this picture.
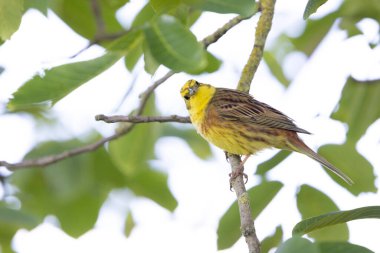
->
[0,125,134,170]
[229,0,276,252]
[137,71,176,115]
[95,114,191,124]
[70,31,128,58]
[113,74,138,112]
[202,15,249,49]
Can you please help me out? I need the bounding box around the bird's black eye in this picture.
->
[184,95,190,100]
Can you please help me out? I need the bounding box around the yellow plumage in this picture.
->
[180,79,353,184]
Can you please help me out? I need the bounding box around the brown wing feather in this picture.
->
[211,88,310,134]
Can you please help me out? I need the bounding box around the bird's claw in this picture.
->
[229,169,248,191]
[224,151,230,163]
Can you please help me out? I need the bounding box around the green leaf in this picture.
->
[332,77,380,142]
[108,30,144,70]
[162,125,212,160]
[8,52,121,112]
[109,123,157,175]
[338,0,380,36]
[149,0,180,13]
[0,205,41,251]
[124,45,143,71]
[109,96,160,175]
[49,0,126,40]
[169,4,202,27]
[124,211,135,237]
[143,40,161,75]
[261,226,283,253]
[275,237,319,253]
[201,52,222,73]
[318,143,376,195]
[0,0,23,40]
[293,206,380,236]
[291,13,337,56]
[24,0,48,15]
[316,241,375,253]
[263,52,290,87]
[144,15,207,73]
[11,136,124,237]
[303,0,328,20]
[217,181,283,250]
[107,30,144,53]
[188,0,256,17]
[132,3,156,27]
[127,168,177,211]
[256,150,291,176]
[0,206,40,229]
[296,184,348,241]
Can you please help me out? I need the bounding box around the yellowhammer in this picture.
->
[180,79,353,184]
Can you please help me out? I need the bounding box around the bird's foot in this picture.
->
[229,166,248,190]
[224,151,230,163]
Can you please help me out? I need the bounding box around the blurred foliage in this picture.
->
[275,237,374,253]
[124,210,135,237]
[0,0,380,252]
[0,0,23,40]
[8,52,122,112]
[293,206,380,237]
[261,226,283,253]
[296,185,349,241]
[217,181,283,250]
[303,0,328,20]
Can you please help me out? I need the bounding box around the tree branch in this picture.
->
[0,69,172,171]
[202,15,251,49]
[237,0,276,93]
[0,125,134,170]
[95,114,191,124]
[228,154,260,253]
[230,0,276,252]
[1,13,248,171]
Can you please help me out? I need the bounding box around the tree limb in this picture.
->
[0,124,134,170]
[202,15,251,49]
[230,0,276,252]
[95,114,191,124]
[0,13,249,171]
[238,0,276,93]
[0,68,171,171]
[228,154,261,253]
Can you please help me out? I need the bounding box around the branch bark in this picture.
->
[95,114,191,124]
[228,154,260,253]
[0,125,134,170]
[229,0,276,252]
[238,0,276,93]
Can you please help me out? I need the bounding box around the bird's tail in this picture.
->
[289,136,353,185]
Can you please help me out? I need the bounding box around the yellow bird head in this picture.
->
[180,79,215,110]
[180,79,201,109]
[180,79,200,98]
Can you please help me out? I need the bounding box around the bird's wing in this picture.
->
[211,88,310,134]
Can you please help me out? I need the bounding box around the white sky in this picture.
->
[1,0,380,252]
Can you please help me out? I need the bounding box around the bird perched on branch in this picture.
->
[180,79,353,185]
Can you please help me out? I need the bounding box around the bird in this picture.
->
[180,79,353,184]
